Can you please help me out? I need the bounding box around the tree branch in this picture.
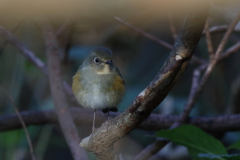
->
[0,23,22,57]
[1,108,240,133]
[41,23,88,160]
[79,2,209,160]
[202,25,229,35]
[132,2,210,159]
[219,41,240,62]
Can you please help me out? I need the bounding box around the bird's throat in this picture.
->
[97,65,111,75]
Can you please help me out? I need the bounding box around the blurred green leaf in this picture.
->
[227,139,240,150]
[188,148,210,160]
[156,125,228,159]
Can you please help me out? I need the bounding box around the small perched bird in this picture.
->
[72,47,125,131]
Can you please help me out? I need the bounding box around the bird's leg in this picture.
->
[92,109,96,132]
[107,109,110,132]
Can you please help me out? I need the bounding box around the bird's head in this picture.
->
[82,47,115,74]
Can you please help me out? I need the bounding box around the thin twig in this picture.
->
[0,83,36,160]
[114,16,173,49]
[219,41,240,62]
[0,25,75,98]
[0,25,48,76]
[114,16,205,65]
[172,64,207,128]
[204,20,214,60]
[202,25,228,35]
[0,22,22,57]
[41,23,88,160]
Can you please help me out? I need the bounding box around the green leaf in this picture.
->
[198,153,240,160]
[188,148,209,160]
[227,139,240,150]
[156,125,228,157]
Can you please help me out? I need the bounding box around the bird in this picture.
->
[72,47,125,131]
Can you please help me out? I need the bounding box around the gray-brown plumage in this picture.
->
[72,47,125,130]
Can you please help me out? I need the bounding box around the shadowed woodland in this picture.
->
[1,0,240,160]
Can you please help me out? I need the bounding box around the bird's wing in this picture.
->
[78,64,83,70]
[115,67,125,85]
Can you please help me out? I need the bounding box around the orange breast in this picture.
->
[108,74,125,94]
[72,70,81,96]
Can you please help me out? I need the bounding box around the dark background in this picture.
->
[0,0,240,159]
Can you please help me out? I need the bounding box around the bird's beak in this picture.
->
[105,60,112,64]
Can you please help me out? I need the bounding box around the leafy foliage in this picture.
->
[156,125,240,160]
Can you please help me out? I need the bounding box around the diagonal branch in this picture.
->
[0,25,75,98]
[202,25,228,35]
[0,23,22,57]
[80,2,209,160]
[219,41,240,62]
[41,23,88,160]
[0,25,48,76]
[114,16,173,50]
[132,3,210,159]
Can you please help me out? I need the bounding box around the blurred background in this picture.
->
[0,0,240,159]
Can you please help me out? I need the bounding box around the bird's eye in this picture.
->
[94,57,100,64]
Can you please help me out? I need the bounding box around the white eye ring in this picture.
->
[94,57,100,64]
